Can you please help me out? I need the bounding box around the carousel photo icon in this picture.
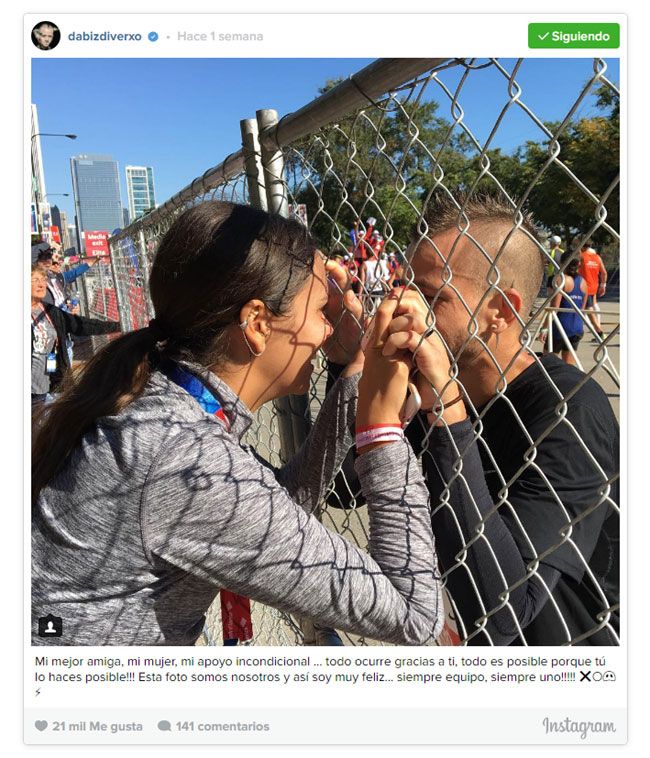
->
[38,613,63,637]
[31,21,61,51]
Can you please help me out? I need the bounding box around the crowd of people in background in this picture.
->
[327,217,404,313]
[30,240,120,407]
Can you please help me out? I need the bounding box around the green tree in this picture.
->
[508,83,619,248]
[286,78,619,257]
[287,79,478,253]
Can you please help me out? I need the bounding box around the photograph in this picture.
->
[30,56,620,648]
[31,21,61,51]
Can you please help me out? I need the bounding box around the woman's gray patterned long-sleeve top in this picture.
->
[32,364,443,646]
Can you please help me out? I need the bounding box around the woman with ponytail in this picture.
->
[32,200,443,646]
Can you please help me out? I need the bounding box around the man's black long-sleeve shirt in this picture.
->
[326,354,619,645]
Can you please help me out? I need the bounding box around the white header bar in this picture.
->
[25,13,625,58]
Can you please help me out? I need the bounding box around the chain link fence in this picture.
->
[82,57,620,646]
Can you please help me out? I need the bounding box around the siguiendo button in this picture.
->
[528,23,620,49]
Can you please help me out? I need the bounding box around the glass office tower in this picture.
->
[126,165,156,220]
[70,153,123,251]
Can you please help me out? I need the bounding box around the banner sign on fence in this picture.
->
[84,230,110,257]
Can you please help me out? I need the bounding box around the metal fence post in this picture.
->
[256,108,312,461]
[257,108,289,217]
[107,243,130,332]
[138,229,154,321]
[77,271,90,318]
[96,255,108,318]
[240,118,267,212]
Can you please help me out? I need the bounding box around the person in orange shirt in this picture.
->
[578,242,608,340]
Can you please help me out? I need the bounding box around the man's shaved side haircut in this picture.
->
[415,193,545,315]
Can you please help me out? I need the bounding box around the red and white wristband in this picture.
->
[355,424,404,450]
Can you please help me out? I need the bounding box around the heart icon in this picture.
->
[35,720,48,731]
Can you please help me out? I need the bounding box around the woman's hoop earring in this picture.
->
[239,319,264,358]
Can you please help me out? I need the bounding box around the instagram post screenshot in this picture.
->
[25,11,625,746]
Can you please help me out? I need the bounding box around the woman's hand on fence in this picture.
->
[323,258,364,371]
[357,291,411,430]
[383,289,466,425]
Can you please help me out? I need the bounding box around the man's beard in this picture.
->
[438,326,488,370]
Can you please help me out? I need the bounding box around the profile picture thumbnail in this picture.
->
[31,21,61,51]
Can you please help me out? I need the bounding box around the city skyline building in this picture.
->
[67,224,78,254]
[30,104,47,235]
[50,205,64,246]
[59,210,71,251]
[125,165,156,220]
[70,153,123,251]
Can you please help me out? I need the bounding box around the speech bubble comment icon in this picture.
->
[157,720,171,732]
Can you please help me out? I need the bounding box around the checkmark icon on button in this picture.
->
[529,22,619,48]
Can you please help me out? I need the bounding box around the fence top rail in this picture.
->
[110,57,453,242]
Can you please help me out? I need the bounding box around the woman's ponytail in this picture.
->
[32,327,158,503]
[32,199,317,503]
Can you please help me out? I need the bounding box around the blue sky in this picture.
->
[31,57,620,224]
